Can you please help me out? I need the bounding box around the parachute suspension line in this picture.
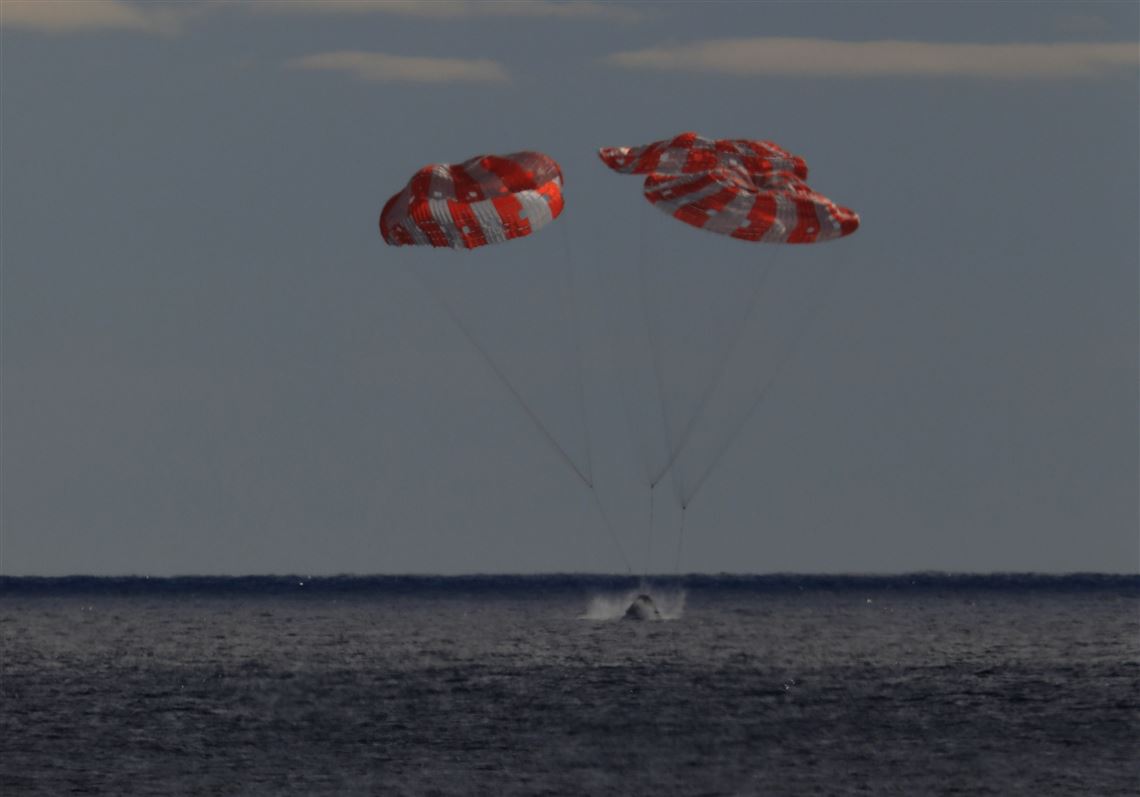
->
[552,223,632,577]
[608,302,655,485]
[590,206,654,484]
[645,483,656,579]
[636,201,683,507]
[672,503,687,575]
[400,261,593,489]
[681,262,846,509]
[555,218,639,578]
[556,220,594,486]
[403,258,631,574]
[649,250,781,490]
[589,483,633,575]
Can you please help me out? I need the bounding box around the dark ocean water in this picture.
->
[2,574,1137,795]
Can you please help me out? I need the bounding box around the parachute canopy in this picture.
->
[599,132,858,244]
[380,151,564,250]
[599,131,808,179]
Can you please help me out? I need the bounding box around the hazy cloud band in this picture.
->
[287,51,510,84]
[0,0,177,34]
[0,0,640,35]
[603,37,1140,79]
[248,0,640,22]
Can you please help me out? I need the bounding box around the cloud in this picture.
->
[602,37,1140,79]
[0,0,641,36]
[286,51,510,84]
[248,0,641,23]
[0,0,183,35]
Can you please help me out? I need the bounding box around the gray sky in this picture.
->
[2,0,1137,576]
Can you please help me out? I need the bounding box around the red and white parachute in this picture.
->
[378,146,628,565]
[599,131,808,179]
[599,132,858,244]
[379,136,860,574]
[380,151,564,250]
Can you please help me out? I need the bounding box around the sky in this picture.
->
[2,0,1137,576]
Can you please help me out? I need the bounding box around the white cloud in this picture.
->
[248,0,640,22]
[0,0,183,35]
[287,51,510,84]
[602,37,1140,79]
[0,0,640,36]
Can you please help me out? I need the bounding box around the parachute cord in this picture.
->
[682,262,845,508]
[636,202,683,507]
[557,221,595,486]
[588,205,654,484]
[672,503,687,575]
[589,484,633,575]
[649,250,780,490]
[555,222,632,577]
[400,261,593,489]
[606,300,656,486]
[645,483,656,580]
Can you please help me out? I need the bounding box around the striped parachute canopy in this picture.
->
[380,151,564,250]
[599,132,858,244]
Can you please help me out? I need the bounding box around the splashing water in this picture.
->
[581,587,686,621]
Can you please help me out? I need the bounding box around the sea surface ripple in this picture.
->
[2,574,1137,795]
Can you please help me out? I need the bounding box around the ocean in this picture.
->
[2,574,1137,795]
